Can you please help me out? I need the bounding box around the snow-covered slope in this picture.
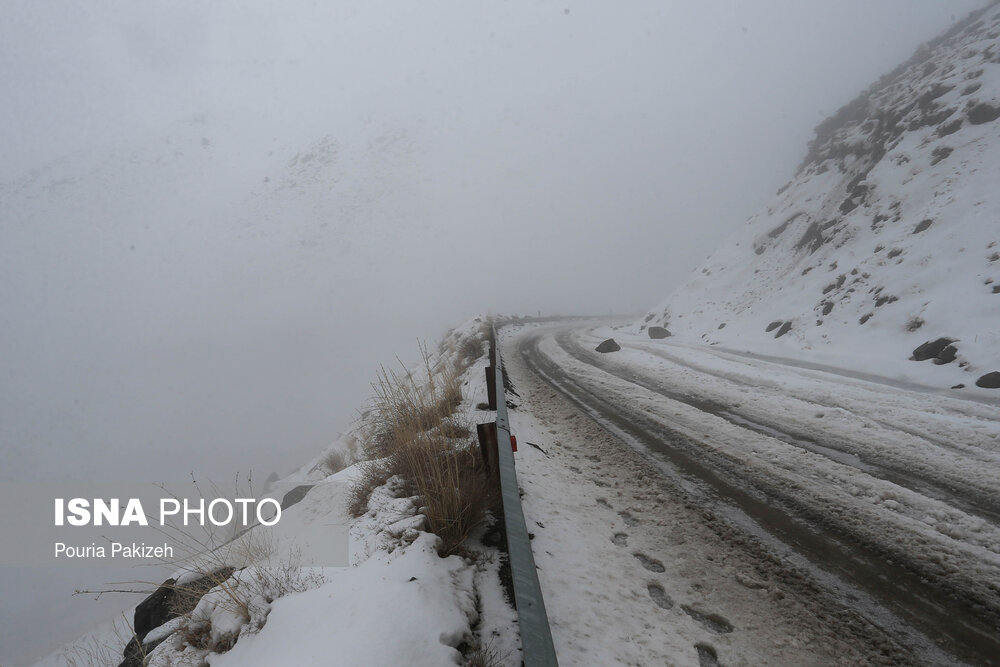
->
[638,2,1000,392]
[31,316,518,667]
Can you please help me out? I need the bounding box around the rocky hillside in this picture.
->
[638,2,1000,392]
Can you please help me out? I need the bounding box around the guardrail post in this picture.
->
[485,366,497,410]
[476,421,501,486]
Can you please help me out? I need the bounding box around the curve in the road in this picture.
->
[557,331,1000,527]
[518,328,1000,667]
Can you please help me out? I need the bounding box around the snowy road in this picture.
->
[503,323,1000,666]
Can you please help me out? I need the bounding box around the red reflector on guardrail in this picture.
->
[510,434,517,452]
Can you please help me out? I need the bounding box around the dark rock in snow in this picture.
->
[133,579,177,642]
[951,384,966,389]
[975,371,1000,388]
[936,118,963,137]
[795,220,839,255]
[647,326,672,339]
[766,321,783,333]
[933,344,958,365]
[120,633,172,667]
[596,338,621,353]
[911,337,958,361]
[913,219,934,234]
[281,484,313,509]
[875,294,898,307]
[774,322,792,338]
[967,102,1000,124]
[122,566,238,665]
[930,146,954,165]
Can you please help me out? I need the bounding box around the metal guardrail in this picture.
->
[481,323,559,667]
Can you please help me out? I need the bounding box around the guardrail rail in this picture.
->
[478,323,558,667]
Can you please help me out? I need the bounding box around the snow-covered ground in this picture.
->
[499,320,1000,665]
[13,3,1000,666]
[28,299,1000,666]
[496,323,896,665]
[33,470,511,667]
[31,317,520,667]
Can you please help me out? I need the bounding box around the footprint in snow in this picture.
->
[618,511,639,527]
[695,643,720,667]
[611,532,628,547]
[596,498,612,509]
[682,606,734,634]
[648,583,673,609]
[634,553,665,573]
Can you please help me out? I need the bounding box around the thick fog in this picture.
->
[0,1,989,661]
[3,0,984,485]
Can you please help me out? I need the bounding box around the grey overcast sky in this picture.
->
[1,1,991,662]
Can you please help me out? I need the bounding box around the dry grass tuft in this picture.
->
[437,319,490,374]
[437,418,472,439]
[349,340,496,554]
[63,632,130,667]
[466,638,506,667]
[168,566,239,619]
[317,436,361,476]
[395,436,496,554]
[457,335,487,371]
[358,342,463,461]
[347,458,396,518]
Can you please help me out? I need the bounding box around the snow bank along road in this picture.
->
[502,322,1000,666]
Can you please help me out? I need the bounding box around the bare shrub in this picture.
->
[347,458,394,517]
[457,335,486,371]
[315,435,361,476]
[466,638,507,667]
[181,619,237,654]
[437,318,490,373]
[168,566,238,620]
[321,448,350,474]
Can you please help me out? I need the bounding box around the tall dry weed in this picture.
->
[350,340,496,554]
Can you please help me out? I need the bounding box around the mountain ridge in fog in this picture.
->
[638,1,1000,391]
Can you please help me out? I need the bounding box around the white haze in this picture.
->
[0,1,989,662]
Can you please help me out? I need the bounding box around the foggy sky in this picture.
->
[0,1,989,661]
